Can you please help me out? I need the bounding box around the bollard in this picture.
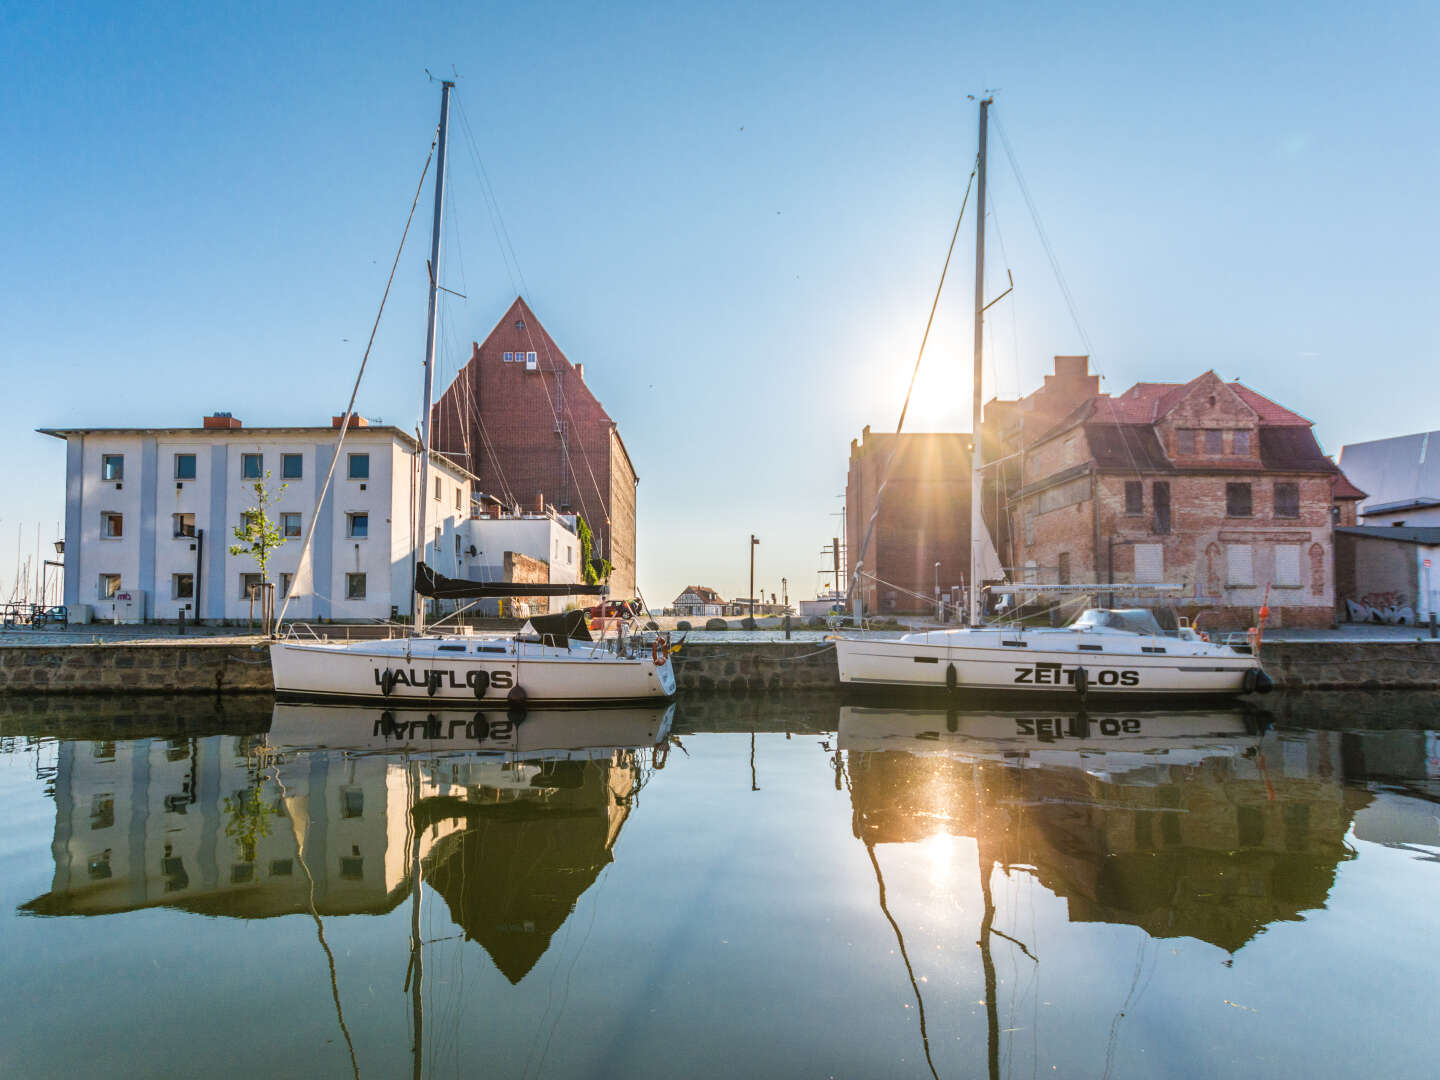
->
[177,608,185,636]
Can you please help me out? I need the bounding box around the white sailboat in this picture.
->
[833,99,1271,703]
[270,82,675,707]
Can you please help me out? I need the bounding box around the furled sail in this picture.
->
[414,562,609,600]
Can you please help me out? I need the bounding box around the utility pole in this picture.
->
[969,96,991,627]
[749,534,759,622]
[415,79,454,631]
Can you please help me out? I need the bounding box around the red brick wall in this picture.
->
[503,550,552,615]
[430,298,637,596]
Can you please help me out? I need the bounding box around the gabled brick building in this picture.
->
[430,298,638,599]
[1010,369,1351,628]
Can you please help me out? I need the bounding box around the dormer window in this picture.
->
[1232,430,1251,455]
[1204,430,1223,455]
[1178,429,1195,455]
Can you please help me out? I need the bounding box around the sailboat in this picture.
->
[833,99,1271,704]
[270,83,675,707]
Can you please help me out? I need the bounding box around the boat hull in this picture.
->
[834,632,1262,706]
[270,638,676,706]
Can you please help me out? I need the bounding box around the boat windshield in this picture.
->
[1068,608,1169,636]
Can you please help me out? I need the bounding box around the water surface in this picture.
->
[2,693,1437,1078]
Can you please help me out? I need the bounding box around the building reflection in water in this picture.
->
[839,706,1371,953]
[23,703,675,986]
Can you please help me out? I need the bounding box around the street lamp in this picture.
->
[934,561,942,621]
[53,539,64,556]
[749,535,760,622]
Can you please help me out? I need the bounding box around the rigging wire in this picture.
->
[847,157,980,606]
[275,138,437,630]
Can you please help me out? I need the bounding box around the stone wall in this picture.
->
[0,644,273,694]
[1259,641,1440,691]
[670,642,838,694]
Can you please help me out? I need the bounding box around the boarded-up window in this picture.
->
[1124,481,1143,515]
[1227,545,1254,587]
[1275,482,1299,518]
[1134,543,1164,584]
[1226,483,1252,517]
[1274,545,1301,587]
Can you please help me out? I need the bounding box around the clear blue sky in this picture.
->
[3,0,1437,607]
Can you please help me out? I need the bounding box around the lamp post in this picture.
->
[935,561,942,621]
[749,535,760,622]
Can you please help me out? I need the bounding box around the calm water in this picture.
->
[2,693,1438,1079]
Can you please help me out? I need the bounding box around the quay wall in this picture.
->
[2,640,1439,695]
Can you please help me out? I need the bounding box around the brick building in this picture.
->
[430,298,638,599]
[1009,368,1351,628]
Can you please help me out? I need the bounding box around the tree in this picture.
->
[229,471,288,583]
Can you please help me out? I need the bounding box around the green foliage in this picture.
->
[223,783,276,864]
[575,514,612,585]
[228,471,288,582]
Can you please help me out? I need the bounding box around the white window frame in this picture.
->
[99,573,121,599]
[101,454,124,481]
[281,453,304,480]
[347,512,369,539]
[173,513,195,538]
[347,453,369,480]
[239,572,262,600]
[280,512,302,539]
[345,572,367,600]
[101,512,123,539]
[240,453,263,480]
[172,573,194,600]
[174,453,197,480]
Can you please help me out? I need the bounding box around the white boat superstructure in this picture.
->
[834,607,1269,701]
[271,631,676,706]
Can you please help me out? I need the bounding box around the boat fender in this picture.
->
[427,670,441,697]
[471,670,490,698]
[380,669,396,697]
[1255,669,1274,694]
[507,685,527,707]
[1074,666,1089,697]
[470,712,490,741]
[379,710,397,737]
[425,713,441,739]
[945,663,958,693]
[1243,667,1261,694]
[946,708,958,733]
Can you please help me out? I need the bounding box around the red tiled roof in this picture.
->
[1230,384,1312,426]
[1332,468,1367,500]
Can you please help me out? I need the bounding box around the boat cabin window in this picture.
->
[1068,608,1169,636]
[437,645,467,652]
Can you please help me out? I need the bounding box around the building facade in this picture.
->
[1338,430,1440,526]
[673,586,724,617]
[461,505,582,616]
[41,415,474,623]
[430,298,639,599]
[1009,371,1345,628]
[1334,526,1440,624]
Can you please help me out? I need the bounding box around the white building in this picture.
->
[463,508,581,587]
[41,414,475,623]
[673,586,724,617]
[1339,430,1440,527]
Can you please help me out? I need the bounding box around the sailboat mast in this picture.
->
[415,80,454,631]
[969,97,990,626]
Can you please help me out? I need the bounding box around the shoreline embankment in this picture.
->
[3,638,1440,696]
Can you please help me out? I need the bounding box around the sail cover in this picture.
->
[522,610,594,644]
[414,562,609,600]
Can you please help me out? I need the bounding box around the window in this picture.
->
[1226,482,1252,517]
[340,855,364,880]
[503,351,514,362]
[239,572,262,599]
[101,512,123,539]
[241,453,263,480]
[1275,544,1302,587]
[347,512,368,538]
[270,859,293,877]
[347,453,369,480]
[1178,429,1195,455]
[1134,543,1164,584]
[455,534,462,558]
[231,864,255,884]
[1124,481,1144,516]
[1275,482,1300,519]
[1153,482,1171,534]
[345,572,366,600]
[173,513,195,537]
[1205,430,1223,455]
[88,852,113,880]
[174,453,196,480]
[525,351,538,370]
[455,487,462,510]
[281,453,303,479]
[102,454,124,481]
[90,795,114,830]
[1227,544,1254,587]
[238,509,259,534]
[99,573,121,599]
[434,476,442,501]
[1232,430,1251,455]
[1057,552,1071,585]
[280,512,302,538]
[567,544,574,565]
[341,788,364,819]
[280,572,293,598]
[172,573,193,600]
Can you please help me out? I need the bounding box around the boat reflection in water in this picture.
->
[24,702,674,987]
[837,704,1369,1080]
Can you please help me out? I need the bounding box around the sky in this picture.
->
[2,0,1437,608]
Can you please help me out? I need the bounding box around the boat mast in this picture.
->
[969,97,991,626]
[415,80,454,632]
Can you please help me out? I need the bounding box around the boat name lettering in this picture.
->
[1015,717,1143,740]
[1012,663,1140,687]
[372,667,515,689]
[373,717,515,741]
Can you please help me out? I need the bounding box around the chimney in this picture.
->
[332,414,370,428]
[574,363,584,382]
[1053,355,1089,378]
[534,493,545,514]
[203,412,242,429]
